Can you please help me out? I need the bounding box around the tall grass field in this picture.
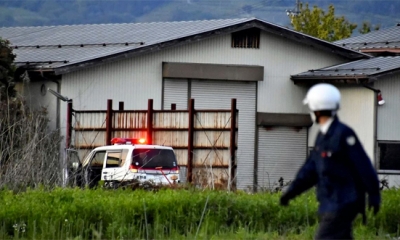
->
[0,187,398,239]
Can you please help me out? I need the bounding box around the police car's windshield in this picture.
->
[132,149,177,169]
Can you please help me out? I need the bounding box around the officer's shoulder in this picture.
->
[336,121,359,147]
[336,121,356,137]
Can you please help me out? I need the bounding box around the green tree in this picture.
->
[359,21,380,34]
[289,3,357,42]
[0,38,16,100]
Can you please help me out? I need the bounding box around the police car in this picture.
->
[79,138,180,188]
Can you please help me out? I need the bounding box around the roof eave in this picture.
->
[291,75,370,85]
[292,66,400,85]
[367,68,400,81]
[360,48,400,53]
[252,21,370,61]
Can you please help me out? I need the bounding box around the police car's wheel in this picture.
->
[103,181,111,189]
[112,181,119,189]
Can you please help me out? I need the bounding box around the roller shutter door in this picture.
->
[163,79,188,110]
[257,126,307,191]
[163,79,189,182]
[191,80,256,189]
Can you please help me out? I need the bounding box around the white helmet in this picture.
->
[303,83,341,111]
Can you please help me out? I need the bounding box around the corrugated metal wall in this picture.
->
[60,31,347,127]
[163,79,188,110]
[338,86,375,161]
[17,80,58,131]
[373,75,400,183]
[374,75,400,141]
[257,127,307,191]
[308,86,375,161]
[256,34,346,114]
[190,80,256,190]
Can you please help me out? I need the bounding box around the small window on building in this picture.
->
[378,142,400,171]
[232,28,260,49]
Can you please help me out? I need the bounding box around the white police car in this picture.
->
[80,138,180,188]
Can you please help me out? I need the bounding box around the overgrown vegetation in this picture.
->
[0,101,63,190]
[0,37,63,191]
[0,188,398,239]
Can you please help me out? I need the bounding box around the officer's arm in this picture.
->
[344,130,381,206]
[283,157,318,200]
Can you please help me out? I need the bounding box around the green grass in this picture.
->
[0,187,398,239]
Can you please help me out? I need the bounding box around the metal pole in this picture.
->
[106,99,113,145]
[229,99,237,190]
[187,99,195,183]
[66,101,73,149]
[64,100,73,187]
[147,99,153,145]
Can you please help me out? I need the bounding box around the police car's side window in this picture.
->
[90,151,106,167]
[119,149,129,167]
[105,151,122,168]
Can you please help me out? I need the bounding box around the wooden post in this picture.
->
[187,99,195,183]
[106,99,113,145]
[147,99,153,145]
[118,101,124,111]
[66,101,73,149]
[230,98,237,189]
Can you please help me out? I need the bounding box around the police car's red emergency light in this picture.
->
[111,138,146,145]
[111,138,127,145]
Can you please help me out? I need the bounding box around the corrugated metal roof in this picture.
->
[1,18,250,67]
[335,24,400,51]
[292,56,400,79]
[0,17,367,74]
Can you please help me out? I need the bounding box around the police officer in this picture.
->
[280,83,381,240]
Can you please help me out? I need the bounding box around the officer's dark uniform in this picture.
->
[280,116,381,240]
